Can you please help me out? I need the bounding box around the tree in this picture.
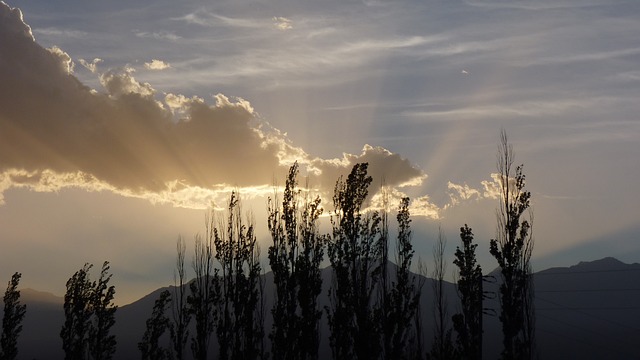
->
[170,236,191,360]
[326,162,383,359]
[61,263,95,360]
[89,262,117,360]
[1,272,27,360]
[188,225,218,360]
[380,197,423,360]
[268,162,325,360]
[429,227,456,360]
[139,290,172,360]
[61,262,117,360]
[214,192,264,360]
[489,130,535,360]
[452,225,483,360]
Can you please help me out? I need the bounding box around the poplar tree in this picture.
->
[489,130,535,360]
[1,272,26,360]
[61,262,117,360]
[452,225,483,360]
[429,228,456,360]
[268,162,325,360]
[89,262,117,360]
[380,197,422,360]
[139,290,172,360]
[188,227,218,360]
[214,192,264,360]
[61,264,95,360]
[170,236,191,360]
[326,163,383,359]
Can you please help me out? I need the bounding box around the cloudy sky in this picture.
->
[1,0,639,304]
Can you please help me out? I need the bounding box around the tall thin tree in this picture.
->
[214,192,264,360]
[452,224,483,360]
[89,262,117,360]
[380,197,423,360]
[61,263,94,360]
[170,236,191,360]
[1,272,27,360]
[489,129,535,360]
[188,222,218,360]
[326,162,383,359]
[139,290,172,360]
[268,162,325,360]
[429,227,456,360]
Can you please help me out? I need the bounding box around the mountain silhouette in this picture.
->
[5,257,640,359]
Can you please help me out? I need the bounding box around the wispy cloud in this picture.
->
[33,27,88,39]
[135,30,182,41]
[273,17,292,30]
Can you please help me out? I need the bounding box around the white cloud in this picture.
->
[47,46,74,74]
[79,58,103,73]
[144,59,171,70]
[273,17,292,30]
[135,30,182,41]
[34,27,88,39]
[99,66,155,98]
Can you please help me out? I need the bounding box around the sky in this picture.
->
[1,0,639,305]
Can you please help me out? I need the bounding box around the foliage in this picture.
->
[61,263,95,360]
[429,227,457,360]
[489,130,535,360]
[268,162,325,360]
[170,236,191,360]
[1,272,27,360]
[61,262,117,360]
[379,197,423,360]
[139,290,172,360]
[188,228,218,360]
[89,262,117,360]
[326,163,383,359]
[452,225,483,360]
[214,192,265,360]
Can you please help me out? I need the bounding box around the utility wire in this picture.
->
[536,296,640,332]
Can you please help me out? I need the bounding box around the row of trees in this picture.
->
[1,130,534,360]
[136,131,534,360]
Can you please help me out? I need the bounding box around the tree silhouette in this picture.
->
[170,236,191,360]
[61,263,95,360]
[1,272,26,360]
[214,192,265,360]
[89,262,117,360]
[268,162,325,360]
[452,224,483,360]
[379,197,423,360]
[429,227,456,360]
[139,290,172,360]
[489,130,535,360]
[61,262,117,360]
[326,162,383,359]
[188,225,218,360]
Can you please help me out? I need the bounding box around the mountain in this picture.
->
[6,257,640,359]
[531,258,640,360]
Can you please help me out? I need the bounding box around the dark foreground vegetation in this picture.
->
[1,131,536,360]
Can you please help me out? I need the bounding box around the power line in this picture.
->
[538,306,640,310]
[536,296,640,332]
[537,326,637,359]
[537,288,640,293]
[534,268,640,276]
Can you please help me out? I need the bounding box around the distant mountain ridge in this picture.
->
[7,257,640,360]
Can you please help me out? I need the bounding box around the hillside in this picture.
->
[6,257,640,359]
